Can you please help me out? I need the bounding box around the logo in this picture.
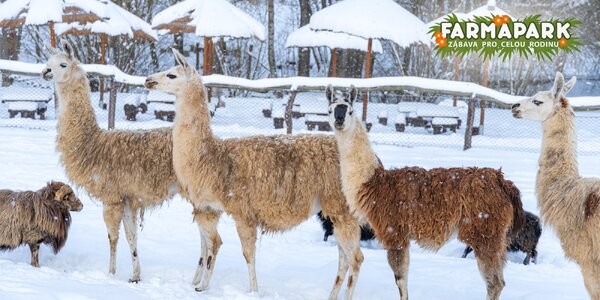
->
[428,14,581,60]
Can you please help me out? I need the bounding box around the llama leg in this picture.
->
[473,249,505,300]
[387,243,410,300]
[334,223,364,300]
[195,209,222,292]
[103,202,124,275]
[122,200,141,283]
[462,246,473,258]
[523,253,531,265]
[28,243,40,268]
[192,209,209,285]
[531,248,538,264]
[328,243,350,300]
[235,222,258,292]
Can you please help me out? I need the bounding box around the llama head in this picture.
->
[44,181,83,212]
[144,49,201,96]
[42,40,81,84]
[326,85,358,132]
[512,72,576,121]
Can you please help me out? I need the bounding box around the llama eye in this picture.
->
[533,100,542,106]
[348,110,353,115]
[60,63,67,68]
[167,74,177,79]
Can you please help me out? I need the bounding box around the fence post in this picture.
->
[285,91,298,134]
[463,97,476,150]
[108,78,117,130]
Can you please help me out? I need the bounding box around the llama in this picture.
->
[145,49,363,300]
[317,211,375,242]
[512,72,600,299]
[41,41,202,283]
[327,85,524,300]
[463,210,542,265]
[0,182,82,267]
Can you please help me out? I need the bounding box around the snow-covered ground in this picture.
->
[0,125,596,300]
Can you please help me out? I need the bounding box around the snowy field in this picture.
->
[0,126,597,300]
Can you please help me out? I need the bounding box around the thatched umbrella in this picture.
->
[285,25,383,77]
[309,0,429,121]
[152,0,265,78]
[0,0,156,107]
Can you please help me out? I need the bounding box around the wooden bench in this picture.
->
[377,111,388,126]
[145,91,217,122]
[432,117,458,134]
[394,114,406,132]
[1,88,53,120]
[305,114,331,131]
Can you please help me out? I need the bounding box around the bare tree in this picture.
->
[298,0,312,76]
[267,0,276,77]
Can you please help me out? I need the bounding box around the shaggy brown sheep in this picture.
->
[0,182,83,267]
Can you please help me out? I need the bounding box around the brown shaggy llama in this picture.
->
[512,72,600,299]
[42,41,199,283]
[0,182,83,267]
[145,49,363,299]
[327,85,525,300]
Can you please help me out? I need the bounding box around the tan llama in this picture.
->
[512,72,600,299]
[327,85,524,300]
[144,49,364,300]
[42,41,204,283]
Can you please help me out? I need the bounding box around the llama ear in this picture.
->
[562,76,576,96]
[551,72,565,100]
[60,40,74,59]
[326,84,335,103]
[348,85,358,104]
[44,42,59,55]
[172,48,190,70]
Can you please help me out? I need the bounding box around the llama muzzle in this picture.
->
[42,69,53,81]
[144,78,158,89]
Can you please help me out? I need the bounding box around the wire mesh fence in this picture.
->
[1,73,599,154]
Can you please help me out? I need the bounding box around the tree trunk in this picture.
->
[463,98,476,150]
[267,0,277,78]
[297,0,312,76]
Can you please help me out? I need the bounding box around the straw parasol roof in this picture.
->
[285,25,383,53]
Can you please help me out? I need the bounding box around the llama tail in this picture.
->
[499,177,525,237]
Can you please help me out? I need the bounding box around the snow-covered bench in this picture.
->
[144,91,217,122]
[394,114,406,132]
[431,117,458,135]
[1,88,53,120]
[305,114,331,131]
[377,111,388,126]
[272,106,285,129]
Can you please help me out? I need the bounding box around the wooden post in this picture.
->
[362,38,373,122]
[463,97,476,150]
[203,37,210,75]
[285,91,298,134]
[99,33,107,109]
[207,37,213,101]
[453,55,460,107]
[195,42,200,71]
[331,48,337,77]
[246,44,253,79]
[108,78,117,130]
[49,21,58,109]
[479,58,489,134]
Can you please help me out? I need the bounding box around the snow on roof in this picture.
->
[308,0,429,47]
[426,12,469,28]
[285,25,383,53]
[152,0,265,41]
[0,0,156,40]
[55,0,156,40]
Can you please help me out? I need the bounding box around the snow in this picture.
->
[0,0,156,40]
[55,0,157,40]
[463,3,511,20]
[1,59,599,108]
[285,25,383,53]
[417,107,459,118]
[304,114,328,122]
[308,0,430,47]
[0,126,597,299]
[426,12,469,28]
[150,103,174,111]
[7,102,38,110]
[152,0,265,41]
[0,87,53,101]
[432,117,458,126]
[395,114,406,124]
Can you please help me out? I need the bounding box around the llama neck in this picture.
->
[334,119,381,215]
[538,103,579,188]
[173,79,214,142]
[55,68,100,138]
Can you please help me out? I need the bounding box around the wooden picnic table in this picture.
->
[1,88,53,120]
[397,102,461,129]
